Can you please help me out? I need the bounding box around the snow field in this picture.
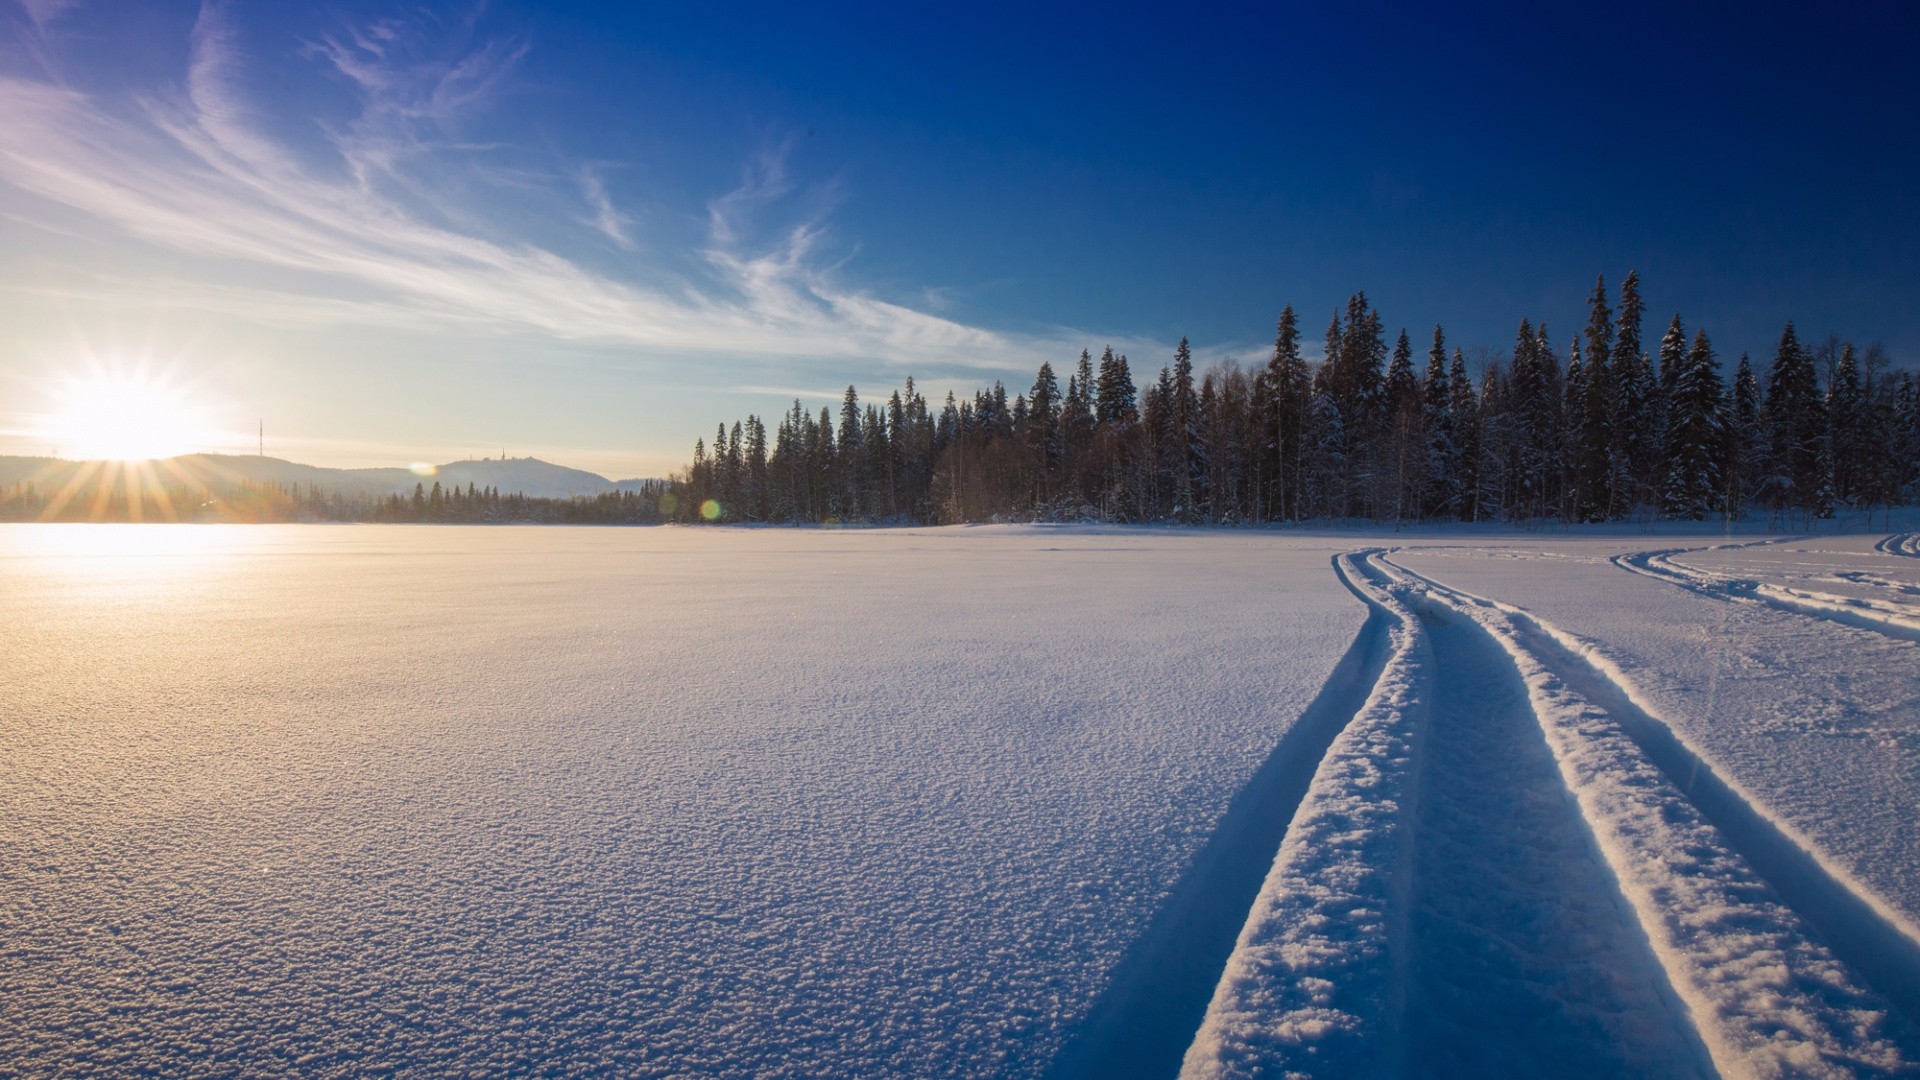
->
[4,523,1917,1077]
[1377,555,1913,1077]
[0,524,1364,1077]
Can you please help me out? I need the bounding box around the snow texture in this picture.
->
[1392,534,1920,960]
[0,524,1361,1077]
[6,521,1919,1078]
[1181,552,1426,1078]
[1380,554,1911,1078]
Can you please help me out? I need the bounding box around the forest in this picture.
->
[673,273,1920,528]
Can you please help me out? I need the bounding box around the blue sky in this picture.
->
[2,1,1916,476]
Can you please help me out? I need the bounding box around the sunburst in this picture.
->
[46,367,209,462]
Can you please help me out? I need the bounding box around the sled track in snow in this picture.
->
[1180,552,1428,1078]
[1615,541,1920,644]
[1834,571,1920,598]
[1050,555,1396,1080]
[1183,549,1920,1078]
[1369,556,1715,1078]
[1382,554,1920,1071]
[1190,554,1758,1078]
[1878,533,1920,559]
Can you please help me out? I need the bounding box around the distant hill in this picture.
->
[409,458,621,499]
[0,454,662,501]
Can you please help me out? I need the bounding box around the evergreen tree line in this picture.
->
[673,272,1920,527]
[1,476,674,524]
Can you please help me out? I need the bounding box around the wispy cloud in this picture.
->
[577,166,636,249]
[18,0,79,33]
[0,3,1115,379]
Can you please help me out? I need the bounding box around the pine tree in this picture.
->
[1422,326,1456,519]
[1764,320,1826,519]
[1727,353,1760,517]
[1448,348,1480,521]
[1506,320,1562,519]
[744,414,769,520]
[1654,313,1688,498]
[1662,328,1723,519]
[1828,342,1864,504]
[1171,337,1200,520]
[1611,270,1658,513]
[1564,335,1587,509]
[1383,329,1422,521]
[1577,276,1616,519]
[1096,347,1138,424]
[1267,306,1312,521]
[1027,360,1061,478]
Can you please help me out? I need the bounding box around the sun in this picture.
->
[48,371,207,462]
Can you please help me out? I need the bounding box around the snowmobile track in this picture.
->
[1383,553,1920,1065]
[1615,542,1920,644]
[1877,533,1920,559]
[1052,554,1397,1080]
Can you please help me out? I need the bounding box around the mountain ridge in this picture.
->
[0,453,662,500]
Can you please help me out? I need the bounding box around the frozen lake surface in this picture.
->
[0,524,1360,1076]
[4,523,1917,1077]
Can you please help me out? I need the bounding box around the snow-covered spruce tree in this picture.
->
[1505,320,1561,521]
[1564,335,1588,516]
[1577,275,1616,520]
[1266,306,1312,522]
[1727,354,1761,519]
[1764,320,1828,520]
[1384,328,1423,523]
[1423,325,1458,520]
[1654,315,1689,515]
[1661,327,1724,520]
[1610,270,1659,514]
[815,407,837,518]
[1471,358,1504,520]
[1092,347,1140,519]
[1143,364,1174,518]
[1303,391,1347,521]
[1448,347,1481,521]
[1095,346,1138,425]
[1061,350,1096,507]
[1827,342,1864,505]
[1025,361,1061,510]
[1172,337,1203,522]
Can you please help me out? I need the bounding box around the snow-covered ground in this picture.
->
[0,524,1360,1077]
[3,522,1917,1077]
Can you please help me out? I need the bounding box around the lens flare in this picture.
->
[47,369,208,462]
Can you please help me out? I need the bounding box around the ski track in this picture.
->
[1378,554,1918,1078]
[1876,534,1920,560]
[1615,541,1920,644]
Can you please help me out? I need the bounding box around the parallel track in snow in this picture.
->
[1380,554,1920,1076]
[1052,555,1398,1080]
[1614,542,1920,644]
[1181,550,1919,1079]
[1834,570,1920,598]
[1877,533,1920,559]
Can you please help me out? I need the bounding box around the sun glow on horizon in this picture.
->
[46,370,211,463]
